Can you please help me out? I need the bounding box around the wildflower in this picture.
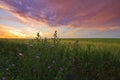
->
[48,65,52,69]
[53,30,57,38]
[36,55,40,59]
[52,60,56,64]
[12,64,15,67]
[18,53,23,56]
[37,32,40,38]
[60,67,64,71]
[6,68,9,71]
[1,77,6,80]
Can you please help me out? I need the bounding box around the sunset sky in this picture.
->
[0,0,120,38]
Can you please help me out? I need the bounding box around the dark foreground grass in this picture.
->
[0,38,120,80]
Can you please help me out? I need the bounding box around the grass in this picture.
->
[0,38,120,80]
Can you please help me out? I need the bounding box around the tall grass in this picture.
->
[0,38,120,80]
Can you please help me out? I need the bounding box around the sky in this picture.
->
[0,0,120,38]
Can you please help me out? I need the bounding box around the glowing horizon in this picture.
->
[0,0,120,38]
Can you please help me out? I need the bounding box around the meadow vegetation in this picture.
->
[0,31,120,80]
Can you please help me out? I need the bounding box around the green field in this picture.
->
[0,38,120,80]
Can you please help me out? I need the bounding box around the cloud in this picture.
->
[0,24,25,38]
[0,0,120,26]
[0,1,48,28]
[0,24,40,38]
[0,0,120,30]
[0,24,61,38]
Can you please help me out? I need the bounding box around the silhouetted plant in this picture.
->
[35,32,41,42]
[53,30,60,44]
[53,30,57,44]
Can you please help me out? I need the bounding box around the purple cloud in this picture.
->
[1,0,120,29]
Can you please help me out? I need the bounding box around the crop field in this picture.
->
[0,38,120,80]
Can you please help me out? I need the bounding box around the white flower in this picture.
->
[36,55,40,59]
[6,68,9,71]
[12,64,15,67]
[18,53,23,56]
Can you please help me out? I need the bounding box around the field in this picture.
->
[0,38,120,80]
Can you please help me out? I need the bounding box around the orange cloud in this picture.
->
[0,24,46,38]
[1,0,120,29]
[0,0,120,38]
[0,24,26,38]
[0,24,57,38]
